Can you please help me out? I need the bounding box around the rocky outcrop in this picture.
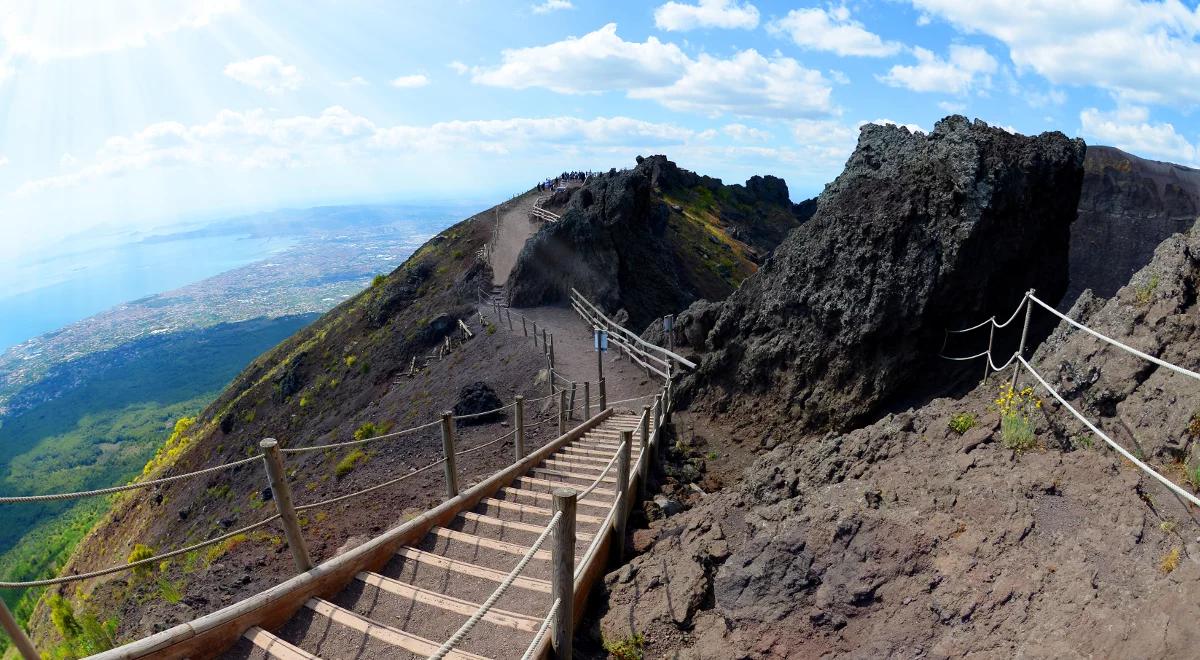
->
[452,381,505,425]
[1067,146,1200,305]
[685,117,1087,431]
[1034,218,1200,463]
[507,155,807,329]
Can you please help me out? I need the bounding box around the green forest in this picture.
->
[0,314,316,634]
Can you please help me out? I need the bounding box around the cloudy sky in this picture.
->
[2,0,1199,253]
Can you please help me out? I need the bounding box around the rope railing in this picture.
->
[454,428,516,458]
[295,458,445,513]
[0,453,265,504]
[452,401,516,421]
[578,441,625,501]
[280,419,442,455]
[428,511,562,660]
[520,597,559,660]
[605,393,658,407]
[0,513,282,588]
[570,287,696,371]
[942,288,1200,511]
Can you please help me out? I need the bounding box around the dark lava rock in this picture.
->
[642,298,723,351]
[1066,145,1200,305]
[273,351,307,402]
[452,381,505,425]
[366,261,433,328]
[684,116,1087,431]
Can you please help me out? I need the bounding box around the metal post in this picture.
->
[558,389,567,436]
[614,432,631,563]
[0,599,37,660]
[639,406,651,501]
[653,395,663,459]
[1011,290,1035,390]
[260,439,312,572]
[983,320,996,385]
[598,378,607,411]
[569,382,577,420]
[663,380,673,426]
[440,412,459,498]
[596,340,604,382]
[551,489,577,659]
[515,395,526,460]
[583,381,591,418]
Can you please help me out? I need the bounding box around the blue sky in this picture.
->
[1,0,1199,257]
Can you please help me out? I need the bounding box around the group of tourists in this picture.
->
[535,170,593,192]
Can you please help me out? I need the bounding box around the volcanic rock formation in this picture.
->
[684,116,1087,431]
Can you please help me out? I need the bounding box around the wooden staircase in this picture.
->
[223,412,648,660]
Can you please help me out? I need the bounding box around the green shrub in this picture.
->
[127,544,156,575]
[948,412,976,435]
[1136,273,1160,305]
[371,274,387,288]
[335,449,368,478]
[486,323,497,335]
[603,633,646,660]
[1186,463,1200,492]
[206,484,231,499]
[995,384,1040,452]
[344,355,357,368]
[157,577,184,603]
[49,596,116,657]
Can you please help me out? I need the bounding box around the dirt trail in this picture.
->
[491,194,539,287]
[488,304,663,415]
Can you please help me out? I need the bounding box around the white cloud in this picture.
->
[390,74,429,88]
[223,55,303,93]
[472,23,689,94]
[769,6,902,57]
[723,123,771,141]
[911,0,1200,107]
[531,0,573,13]
[879,44,997,94]
[938,100,966,113]
[0,155,8,168]
[0,0,239,60]
[59,153,78,168]
[472,24,836,118]
[1080,106,1197,163]
[654,0,760,31]
[12,108,712,196]
[448,61,469,75]
[338,76,369,87]
[630,49,835,118]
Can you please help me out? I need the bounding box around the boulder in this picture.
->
[684,117,1087,431]
[452,381,505,425]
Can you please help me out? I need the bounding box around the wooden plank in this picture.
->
[431,527,553,561]
[498,487,611,510]
[395,547,551,593]
[356,572,542,632]
[541,458,606,472]
[304,599,488,660]
[460,511,593,542]
[242,627,321,660]
[529,467,616,484]
[479,497,605,524]
[513,476,615,498]
[570,287,696,369]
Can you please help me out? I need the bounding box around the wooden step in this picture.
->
[243,627,320,660]
[356,572,542,632]
[557,447,620,460]
[497,487,611,510]
[478,497,605,524]
[513,476,615,498]
[305,598,488,660]
[431,527,552,561]
[528,467,616,484]
[546,450,610,463]
[541,458,607,472]
[459,511,593,542]
[395,547,550,593]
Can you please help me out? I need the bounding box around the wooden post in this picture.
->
[532,321,538,347]
[551,489,577,659]
[549,333,556,368]
[614,432,631,563]
[0,599,37,660]
[583,381,591,418]
[664,380,673,426]
[598,378,607,411]
[1011,289,1035,390]
[260,439,313,572]
[558,389,567,436]
[522,316,528,337]
[515,395,526,460]
[507,307,513,331]
[596,338,604,383]
[440,412,459,498]
[639,406,651,500]
[542,328,548,354]
[547,355,555,398]
[568,381,577,420]
[653,395,663,459]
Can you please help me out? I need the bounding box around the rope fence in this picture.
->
[941,288,1200,514]
[520,597,559,660]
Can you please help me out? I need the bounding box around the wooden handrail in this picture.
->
[570,288,696,370]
